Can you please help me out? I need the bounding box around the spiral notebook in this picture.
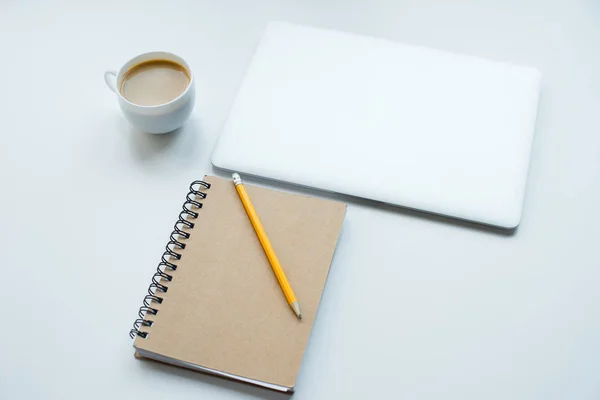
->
[129,175,346,392]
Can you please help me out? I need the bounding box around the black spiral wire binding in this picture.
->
[129,180,211,339]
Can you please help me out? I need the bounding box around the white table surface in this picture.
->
[1,1,599,399]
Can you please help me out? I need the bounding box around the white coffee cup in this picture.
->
[104,51,195,134]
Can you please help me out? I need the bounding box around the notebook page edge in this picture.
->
[134,348,294,393]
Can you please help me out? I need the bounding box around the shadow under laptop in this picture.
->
[138,357,293,399]
[210,166,517,237]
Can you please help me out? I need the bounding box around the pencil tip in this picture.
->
[291,301,302,319]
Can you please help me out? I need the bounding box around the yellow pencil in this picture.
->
[232,173,302,319]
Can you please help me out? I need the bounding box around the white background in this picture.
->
[1,1,599,399]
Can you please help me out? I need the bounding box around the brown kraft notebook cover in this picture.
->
[130,175,346,392]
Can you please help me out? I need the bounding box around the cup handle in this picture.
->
[104,70,118,93]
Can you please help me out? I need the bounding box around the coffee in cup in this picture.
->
[120,59,191,106]
[104,52,195,134]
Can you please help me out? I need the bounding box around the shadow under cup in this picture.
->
[115,52,195,134]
